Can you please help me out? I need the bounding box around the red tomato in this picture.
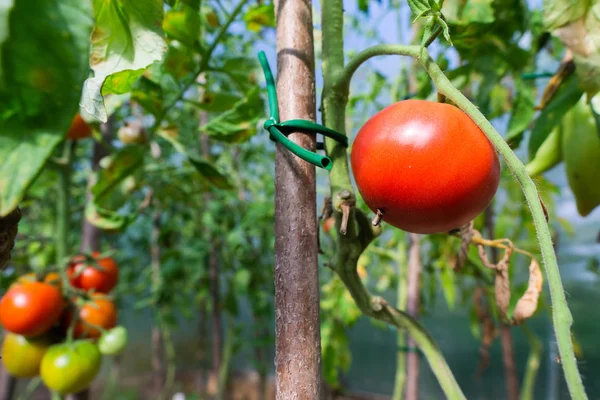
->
[66,113,92,140]
[323,217,335,234]
[70,295,118,339]
[351,100,500,234]
[67,252,119,293]
[0,282,64,337]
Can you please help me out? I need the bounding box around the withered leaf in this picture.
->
[512,258,543,324]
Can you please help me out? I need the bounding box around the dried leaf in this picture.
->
[512,258,543,324]
[477,242,513,319]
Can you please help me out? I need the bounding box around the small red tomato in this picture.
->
[323,217,335,234]
[351,100,500,234]
[67,252,119,293]
[0,282,64,337]
[66,113,92,140]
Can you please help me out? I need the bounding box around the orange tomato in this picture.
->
[0,282,64,337]
[71,295,117,339]
[16,272,62,289]
[66,113,92,140]
[67,252,119,293]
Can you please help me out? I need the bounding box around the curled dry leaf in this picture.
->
[477,241,514,319]
[512,258,543,325]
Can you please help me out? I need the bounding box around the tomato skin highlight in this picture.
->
[70,295,118,339]
[0,282,64,337]
[351,100,500,234]
[66,113,92,140]
[40,340,102,395]
[68,252,119,293]
[1,333,51,377]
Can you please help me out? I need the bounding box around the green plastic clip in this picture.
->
[258,51,347,171]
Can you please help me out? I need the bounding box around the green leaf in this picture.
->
[529,74,583,158]
[244,4,275,32]
[163,5,200,47]
[0,0,14,81]
[439,266,456,310]
[81,0,167,122]
[202,88,263,143]
[543,0,589,30]
[84,201,137,232]
[408,0,431,18]
[0,0,93,216]
[444,0,494,25]
[157,128,233,189]
[92,146,145,201]
[506,78,536,147]
[193,92,243,113]
[186,154,233,189]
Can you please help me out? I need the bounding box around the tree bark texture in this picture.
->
[273,0,322,398]
[405,233,422,400]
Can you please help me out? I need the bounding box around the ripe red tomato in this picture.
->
[0,282,64,337]
[67,252,119,293]
[70,295,118,339]
[351,100,500,234]
[66,113,92,140]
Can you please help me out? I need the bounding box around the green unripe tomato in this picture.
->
[98,326,128,355]
[40,340,102,394]
[1,333,51,377]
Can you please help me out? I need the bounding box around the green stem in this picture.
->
[336,44,586,400]
[158,310,176,400]
[520,325,543,400]
[393,238,408,400]
[55,141,73,283]
[321,3,465,399]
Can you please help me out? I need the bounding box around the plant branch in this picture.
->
[153,0,248,129]
[336,43,586,399]
[321,3,465,397]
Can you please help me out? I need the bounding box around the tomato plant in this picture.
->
[68,252,119,293]
[1,333,51,377]
[69,295,118,339]
[66,113,92,140]
[0,281,64,337]
[40,340,102,395]
[351,100,501,234]
[98,326,128,355]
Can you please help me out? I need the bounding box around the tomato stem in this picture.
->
[321,3,466,399]
[336,43,587,399]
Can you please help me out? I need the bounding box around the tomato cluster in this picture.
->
[0,253,127,394]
